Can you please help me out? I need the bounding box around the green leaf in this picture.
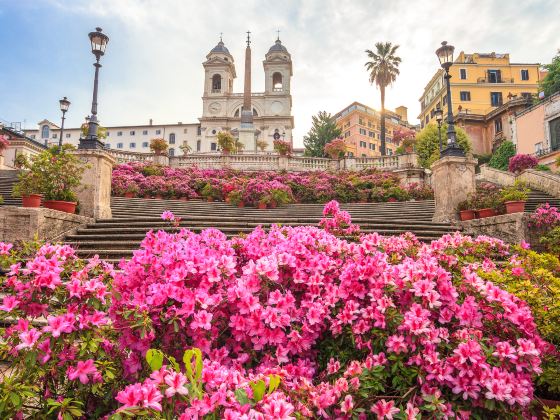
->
[183,349,194,380]
[146,349,164,371]
[250,379,266,403]
[168,355,180,372]
[268,374,281,394]
[193,348,203,381]
[235,388,250,406]
[9,392,21,407]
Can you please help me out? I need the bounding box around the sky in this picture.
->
[0,0,558,147]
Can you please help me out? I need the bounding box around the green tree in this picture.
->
[541,50,560,97]
[303,111,342,157]
[416,123,471,168]
[365,42,401,156]
[488,141,516,171]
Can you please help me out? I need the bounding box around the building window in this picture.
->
[169,148,175,157]
[359,118,364,125]
[535,142,543,154]
[142,142,149,148]
[368,131,374,137]
[117,143,123,149]
[106,132,110,137]
[156,129,161,135]
[550,116,560,151]
[521,92,532,100]
[367,121,372,128]
[117,131,123,136]
[494,118,503,134]
[387,148,393,155]
[41,125,49,139]
[197,126,202,136]
[30,134,36,139]
[425,116,429,124]
[169,133,176,144]
[344,131,350,138]
[460,69,467,80]
[361,153,367,157]
[143,130,148,135]
[196,140,201,151]
[52,134,58,139]
[210,142,217,151]
[130,142,136,148]
[130,130,135,135]
[359,128,367,135]
[490,92,503,107]
[212,74,222,92]
[460,91,471,101]
[183,128,188,134]
[348,152,354,157]
[521,69,529,81]
[369,143,375,150]
[487,69,501,83]
[359,141,367,148]
[443,95,447,106]
[66,133,71,138]
[272,72,283,91]
[106,143,111,149]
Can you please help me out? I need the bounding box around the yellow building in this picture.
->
[333,102,413,157]
[418,52,543,154]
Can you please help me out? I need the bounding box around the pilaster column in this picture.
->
[431,156,477,223]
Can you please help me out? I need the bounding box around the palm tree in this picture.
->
[365,42,401,156]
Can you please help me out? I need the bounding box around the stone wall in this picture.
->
[478,165,516,186]
[460,213,536,245]
[0,207,93,244]
[518,170,560,198]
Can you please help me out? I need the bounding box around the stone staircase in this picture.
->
[0,171,22,207]
[64,197,459,262]
[526,190,560,212]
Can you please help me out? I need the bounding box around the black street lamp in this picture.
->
[436,41,464,157]
[80,27,109,150]
[58,96,70,147]
[435,104,443,152]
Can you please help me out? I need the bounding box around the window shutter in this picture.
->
[497,70,502,83]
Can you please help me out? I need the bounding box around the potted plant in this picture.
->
[217,131,235,155]
[256,139,268,152]
[476,195,499,218]
[13,171,42,208]
[500,181,530,214]
[273,139,292,157]
[508,154,538,174]
[38,145,85,214]
[13,153,28,169]
[324,138,347,159]
[457,196,476,221]
[124,181,139,198]
[227,190,244,208]
[149,138,168,155]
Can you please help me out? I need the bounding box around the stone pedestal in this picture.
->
[153,153,169,166]
[343,157,356,171]
[431,156,477,223]
[73,150,115,219]
[238,128,255,152]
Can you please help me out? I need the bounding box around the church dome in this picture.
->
[268,39,288,54]
[210,40,230,54]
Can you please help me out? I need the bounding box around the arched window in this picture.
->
[169,148,175,157]
[234,107,258,117]
[169,133,176,144]
[253,108,258,116]
[272,72,283,91]
[196,140,201,152]
[212,74,222,92]
[41,125,50,139]
[234,108,239,117]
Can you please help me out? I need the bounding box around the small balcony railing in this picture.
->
[476,77,515,84]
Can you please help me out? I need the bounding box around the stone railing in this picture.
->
[478,164,516,186]
[353,154,418,171]
[107,149,154,164]
[478,164,560,198]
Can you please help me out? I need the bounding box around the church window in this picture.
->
[234,109,239,117]
[169,133,176,144]
[156,129,161,135]
[212,129,217,135]
[196,140,201,151]
[272,72,283,91]
[253,108,258,116]
[142,142,149,148]
[130,142,136,148]
[41,125,49,139]
[211,142,217,151]
[169,148,175,157]
[117,143,123,149]
[212,74,222,92]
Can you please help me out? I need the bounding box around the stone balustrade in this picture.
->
[479,164,560,198]
[108,149,154,164]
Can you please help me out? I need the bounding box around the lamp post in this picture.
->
[58,96,70,147]
[80,27,109,150]
[435,41,464,157]
[434,104,443,152]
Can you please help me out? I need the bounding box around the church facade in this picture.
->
[24,37,294,154]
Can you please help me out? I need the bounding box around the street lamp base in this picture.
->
[440,143,465,158]
[78,137,106,150]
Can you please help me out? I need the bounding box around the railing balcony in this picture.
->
[476,77,515,84]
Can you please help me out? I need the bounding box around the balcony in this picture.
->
[476,77,515,84]
[535,145,560,157]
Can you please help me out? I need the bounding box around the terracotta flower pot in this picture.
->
[505,200,526,214]
[179,197,188,202]
[143,194,151,199]
[269,200,278,209]
[477,208,497,218]
[44,200,76,214]
[124,192,135,198]
[459,210,476,221]
[207,197,214,202]
[257,202,267,210]
[225,197,231,204]
[155,194,163,200]
[388,198,398,202]
[237,201,245,208]
[22,194,42,208]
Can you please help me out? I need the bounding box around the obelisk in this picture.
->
[238,31,256,151]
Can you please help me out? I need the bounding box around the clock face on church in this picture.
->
[209,102,221,114]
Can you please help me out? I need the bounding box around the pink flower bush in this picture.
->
[508,154,538,173]
[529,203,560,229]
[0,205,555,418]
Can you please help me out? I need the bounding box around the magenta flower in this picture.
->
[371,399,400,419]
[67,359,99,384]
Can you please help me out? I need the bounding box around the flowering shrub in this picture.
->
[111,164,434,205]
[0,205,556,418]
[273,139,292,156]
[529,203,560,229]
[508,154,538,173]
[0,134,10,152]
[323,138,346,159]
[150,138,168,155]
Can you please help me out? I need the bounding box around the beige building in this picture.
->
[24,37,294,155]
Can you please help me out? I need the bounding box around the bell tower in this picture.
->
[202,36,236,97]
[263,34,292,95]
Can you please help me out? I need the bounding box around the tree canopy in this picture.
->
[541,50,560,97]
[303,111,342,157]
[415,123,472,168]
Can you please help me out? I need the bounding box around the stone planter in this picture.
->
[22,194,42,208]
[459,210,476,221]
[124,192,135,198]
[44,200,77,214]
[477,208,497,218]
[505,200,526,214]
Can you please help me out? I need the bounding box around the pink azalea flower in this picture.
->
[164,371,189,397]
[371,399,400,419]
[67,359,99,384]
[161,211,175,221]
[341,395,353,413]
[15,328,41,351]
[0,295,20,312]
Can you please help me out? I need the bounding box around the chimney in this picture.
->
[395,106,408,122]
[149,119,153,126]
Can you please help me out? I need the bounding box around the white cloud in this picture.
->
[30,0,560,145]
